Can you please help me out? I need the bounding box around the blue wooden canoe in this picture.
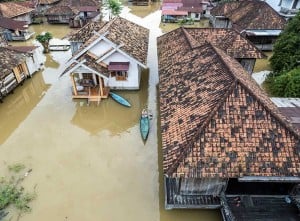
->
[109,92,131,107]
[140,110,150,141]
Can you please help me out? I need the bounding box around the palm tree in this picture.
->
[36,32,53,53]
[104,0,123,20]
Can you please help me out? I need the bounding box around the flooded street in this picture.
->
[0,5,220,221]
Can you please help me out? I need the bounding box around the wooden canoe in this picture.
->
[140,109,150,141]
[109,92,131,107]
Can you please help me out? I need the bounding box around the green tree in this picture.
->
[105,0,123,20]
[266,68,300,97]
[270,12,300,74]
[35,32,53,53]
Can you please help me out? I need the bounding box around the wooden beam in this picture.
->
[70,74,77,96]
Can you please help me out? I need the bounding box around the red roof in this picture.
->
[162,9,188,16]
[108,62,129,71]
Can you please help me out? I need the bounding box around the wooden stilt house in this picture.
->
[0,47,30,101]
[62,17,149,105]
[158,27,300,220]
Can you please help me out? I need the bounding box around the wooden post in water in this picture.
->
[71,74,77,96]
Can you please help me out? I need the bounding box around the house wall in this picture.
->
[89,40,112,57]
[190,12,201,21]
[246,35,278,51]
[211,16,231,28]
[14,13,32,25]
[70,42,83,55]
[26,49,44,76]
[46,15,71,24]
[103,51,141,90]
[238,59,256,74]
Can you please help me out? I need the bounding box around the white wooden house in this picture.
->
[266,0,300,18]
[62,17,149,104]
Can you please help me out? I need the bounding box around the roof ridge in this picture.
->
[181,27,202,49]
[211,45,300,139]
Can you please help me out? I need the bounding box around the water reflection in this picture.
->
[71,70,149,135]
[0,73,50,144]
[126,2,161,18]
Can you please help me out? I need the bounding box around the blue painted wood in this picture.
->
[140,112,150,141]
[109,92,131,107]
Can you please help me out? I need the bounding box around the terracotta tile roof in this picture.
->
[0,47,26,79]
[158,28,300,178]
[211,0,286,31]
[66,21,107,42]
[0,17,28,31]
[158,27,265,60]
[39,0,61,5]
[72,17,149,66]
[15,1,37,9]
[0,2,34,18]
[45,5,78,15]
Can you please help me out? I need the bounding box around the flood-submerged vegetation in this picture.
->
[0,164,35,220]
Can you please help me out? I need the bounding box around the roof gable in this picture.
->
[69,17,149,66]
[174,82,300,178]
[158,31,300,178]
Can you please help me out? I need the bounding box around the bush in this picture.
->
[266,68,300,97]
[270,12,300,74]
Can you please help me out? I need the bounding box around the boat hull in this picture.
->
[140,116,150,141]
[109,92,131,107]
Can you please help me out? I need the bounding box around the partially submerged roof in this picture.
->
[211,0,286,31]
[66,21,107,42]
[158,28,300,178]
[0,2,34,18]
[271,98,300,130]
[0,17,28,31]
[72,17,149,66]
[0,47,26,79]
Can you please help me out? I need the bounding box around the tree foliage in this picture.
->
[270,12,300,74]
[105,0,123,19]
[36,32,53,53]
[266,68,300,97]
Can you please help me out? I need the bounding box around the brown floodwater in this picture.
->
[0,7,221,221]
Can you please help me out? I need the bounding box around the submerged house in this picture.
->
[210,0,287,50]
[158,27,300,220]
[0,17,35,41]
[0,47,31,102]
[62,17,149,104]
[45,0,100,27]
[161,0,213,22]
[6,46,44,76]
[0,2,34,24]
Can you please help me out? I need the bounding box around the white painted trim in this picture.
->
[68,31,109,64]
[61,59,86,77]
